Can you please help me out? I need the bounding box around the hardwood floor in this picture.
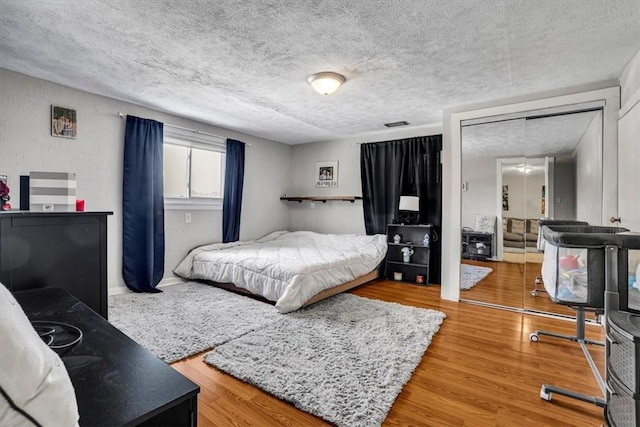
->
[461,259,579,318]
[171,279,606,426]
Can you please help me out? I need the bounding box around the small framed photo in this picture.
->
[315,161,338,188]
[51,105,77,138]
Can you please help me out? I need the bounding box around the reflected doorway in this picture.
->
[460,108,603,319]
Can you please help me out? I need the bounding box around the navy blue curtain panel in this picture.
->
[122,115,165,293]
[223,139,245,243]
[361,135,442,283]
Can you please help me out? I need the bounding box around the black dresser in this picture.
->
[14,287,200,427]
[0,211,112,318]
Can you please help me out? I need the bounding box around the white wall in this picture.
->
[460,156,496,229]
[0,68,291,295]
[288,124,442,234]
[575,113,603,224]
[502,171,544,219]
[621,48,640,108]
[618,47,640,233]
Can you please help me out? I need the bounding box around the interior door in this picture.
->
[617,101,640,232]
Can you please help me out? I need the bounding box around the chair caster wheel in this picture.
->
[531,290,538,296]
[540,387,551,401]
[529,333,540,342]
[535,277,542,285]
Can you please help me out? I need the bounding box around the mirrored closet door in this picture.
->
[522,110,603,316]
[460,118,526,310]
[460,107,604,318]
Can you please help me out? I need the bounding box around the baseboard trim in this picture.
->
[108,277,187,296]
[157,276,187,288]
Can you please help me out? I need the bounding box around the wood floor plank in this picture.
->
[171,278,606,426]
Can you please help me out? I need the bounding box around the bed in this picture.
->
[174,230,388,313]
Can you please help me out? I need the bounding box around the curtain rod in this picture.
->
[117,112,251,146]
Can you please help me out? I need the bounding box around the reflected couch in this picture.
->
[502,217,539,249]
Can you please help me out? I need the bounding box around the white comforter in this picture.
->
[174,231,387,313]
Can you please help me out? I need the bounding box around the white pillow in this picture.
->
[475,214,496,234]
[0,283,79,427]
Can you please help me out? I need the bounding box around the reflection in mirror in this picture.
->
[460,109,604,318]
[460,118,525,310]
[523,110,602,316]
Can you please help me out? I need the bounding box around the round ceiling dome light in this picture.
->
[307,72,345,95]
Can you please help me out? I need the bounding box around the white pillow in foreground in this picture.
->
[0,283,79,427]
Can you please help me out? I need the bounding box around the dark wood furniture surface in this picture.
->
[14,287,200,427]
[461,230,493,260]
[0,211,111,318]
[385,224,431,284]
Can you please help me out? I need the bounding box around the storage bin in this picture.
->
[607,373,640,427]
[608,311,640,395]
[29,171,76,212]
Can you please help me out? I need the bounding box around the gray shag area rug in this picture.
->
[205,293,446,427]
[108,282,281,363]
[460,263,494,290]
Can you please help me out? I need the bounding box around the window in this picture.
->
[163,127,226,210]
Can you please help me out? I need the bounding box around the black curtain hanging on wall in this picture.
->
[222,139,245,243]
[122,115,165,293]
[360,135,442,283]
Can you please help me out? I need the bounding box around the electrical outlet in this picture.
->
[185,212,192,223]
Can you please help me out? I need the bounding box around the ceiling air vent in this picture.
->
[384,121,409,128]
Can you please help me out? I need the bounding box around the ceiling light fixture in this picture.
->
[515,164,533,173]
[307,72,345,95]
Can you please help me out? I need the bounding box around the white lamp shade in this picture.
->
[399,196,420,211]
[307,72,345,95]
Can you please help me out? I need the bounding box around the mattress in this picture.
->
[174,230,387,313]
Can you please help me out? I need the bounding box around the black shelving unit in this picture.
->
[461,230,493,260]
[385,224,431,284]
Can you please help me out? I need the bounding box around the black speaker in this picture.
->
[20,175,29,210]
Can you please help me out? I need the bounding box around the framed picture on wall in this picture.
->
[315,161,338,188]
[502,185,509,211]
[51,105,77,138]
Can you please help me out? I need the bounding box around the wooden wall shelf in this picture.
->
[280,196,362,203]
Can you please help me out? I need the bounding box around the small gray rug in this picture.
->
[205,293,446,427]
[108,282,281,363]
[460,263,494,290]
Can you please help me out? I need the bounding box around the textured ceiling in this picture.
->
[0,1,638,144]
[462,110,599,158]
